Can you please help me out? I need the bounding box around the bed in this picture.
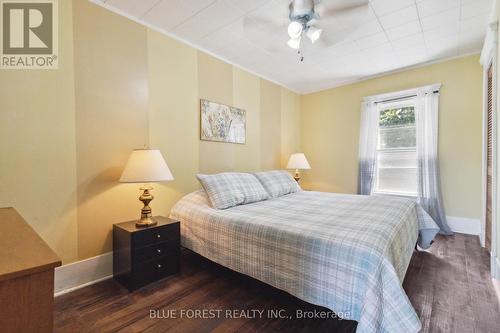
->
[170,188,438,333]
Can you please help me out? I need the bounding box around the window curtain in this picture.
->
[358,101,379,195]
[415,90,453,235]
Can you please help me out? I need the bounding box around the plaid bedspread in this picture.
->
[170,190,427,333]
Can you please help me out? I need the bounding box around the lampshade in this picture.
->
[286,153,311,170]
[306,26,322,43]
[120,149,174,183]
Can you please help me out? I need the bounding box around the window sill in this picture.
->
[372,191,417,199]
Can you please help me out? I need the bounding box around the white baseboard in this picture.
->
[492,278,500,304]
[492,255,500,280]
[54,252,113,296]
[446,216,481,235]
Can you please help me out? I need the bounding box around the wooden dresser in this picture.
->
[0,207,61,333]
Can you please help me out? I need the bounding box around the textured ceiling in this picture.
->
[93,0,493,94]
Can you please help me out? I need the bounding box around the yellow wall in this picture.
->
[73,0,150,260]
[0,0,78,264]
[233,68,262,172]
[281,89,301,167]
[146,29,200,219]
[301,55,483,220]
[0,0,300,263]
[260,80,283,169]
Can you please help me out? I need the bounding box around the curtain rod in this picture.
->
[374,90,439,104]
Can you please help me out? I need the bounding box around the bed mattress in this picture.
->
[170,190,437,333]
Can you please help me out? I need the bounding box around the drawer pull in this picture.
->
[157,249,161,254]
[157,264,162,269]
[156,234,161,239]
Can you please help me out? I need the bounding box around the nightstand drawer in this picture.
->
[131,223,180,247]
[132,242,178,263]
[133,256,179,284]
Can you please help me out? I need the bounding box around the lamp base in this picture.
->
[294,169,301,183]
[136,216,157,228]
[136,187,157,228]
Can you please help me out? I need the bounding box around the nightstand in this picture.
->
[113,216,180,291]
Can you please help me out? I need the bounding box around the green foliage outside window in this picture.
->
[379,107,415,127]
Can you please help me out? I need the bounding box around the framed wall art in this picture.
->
[200,99,246,144]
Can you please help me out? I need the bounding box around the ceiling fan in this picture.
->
[244,0,370,57]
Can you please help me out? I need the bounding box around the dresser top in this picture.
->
[0,207,61,282]
[114,216,179,233]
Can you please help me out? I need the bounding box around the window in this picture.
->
[360,84,449,230]
[373,102,417,196]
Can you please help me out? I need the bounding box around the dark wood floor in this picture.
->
[54,234,500,333]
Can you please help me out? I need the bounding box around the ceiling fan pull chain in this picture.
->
[297,49,304,62]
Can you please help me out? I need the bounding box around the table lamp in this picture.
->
[120,149,174,227]
[286,153,311,182]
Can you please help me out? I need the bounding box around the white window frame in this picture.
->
[372,99,418,198]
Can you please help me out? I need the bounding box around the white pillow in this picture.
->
[253,170,301,198]
[197,172,270,209]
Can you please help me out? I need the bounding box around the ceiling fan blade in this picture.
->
[314,0,369,18]
[243,16,289,53]
[312,0,370,46]
[243,16,281,31]
[313,28,349,48]
[317,5,369,29]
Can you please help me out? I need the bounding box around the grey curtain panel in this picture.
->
[415,89,453,235]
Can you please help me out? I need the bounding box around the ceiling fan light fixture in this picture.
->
[287,21,303,39]
[306,26,322,43]
[287,36,302,49]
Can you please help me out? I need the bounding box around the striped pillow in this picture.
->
[253,170,302,198]
[197,172,270,209]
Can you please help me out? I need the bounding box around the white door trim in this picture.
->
[480,21,499,276]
